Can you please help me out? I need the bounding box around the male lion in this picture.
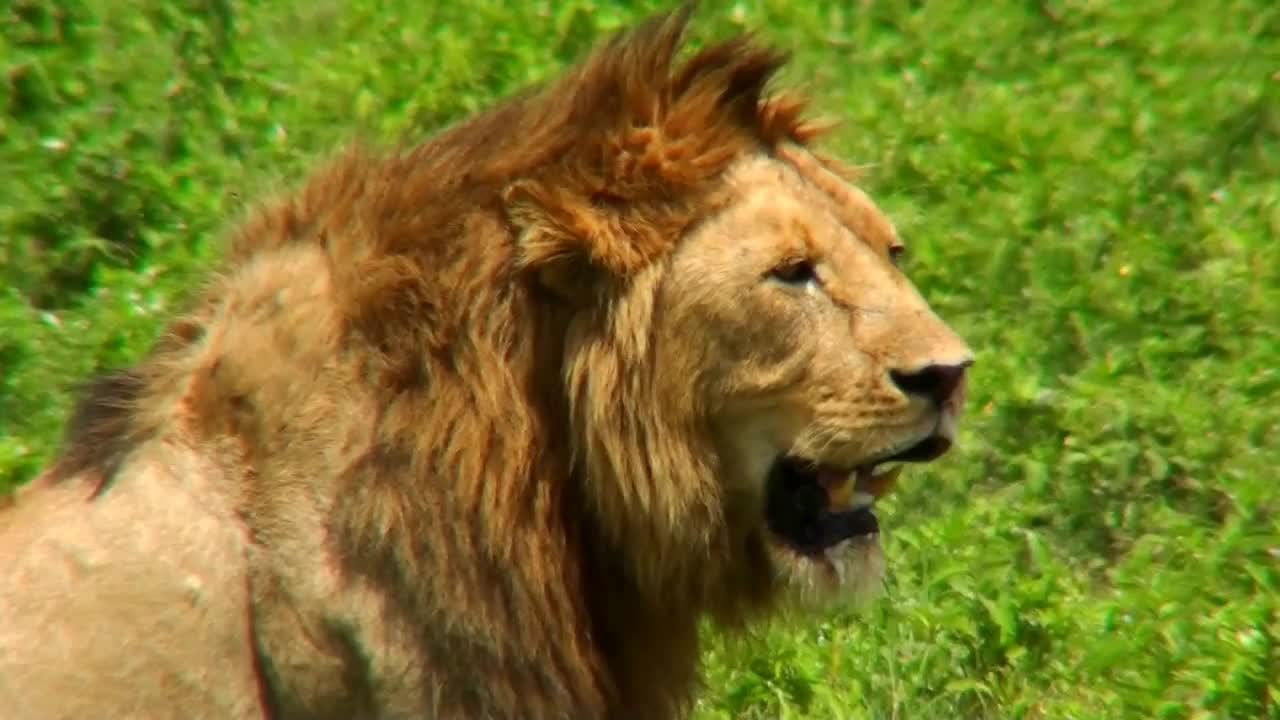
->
[0,8,973,720]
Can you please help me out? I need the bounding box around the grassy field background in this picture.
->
[2,1,1277,717]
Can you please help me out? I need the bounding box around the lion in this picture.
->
[0,8,973,720]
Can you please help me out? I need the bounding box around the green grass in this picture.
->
[3,1,1277,717]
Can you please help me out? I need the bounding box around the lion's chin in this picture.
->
[767,533,887,611]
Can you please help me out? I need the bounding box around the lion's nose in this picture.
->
[889,359,972,408]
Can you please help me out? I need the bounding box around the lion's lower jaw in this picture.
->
[768,535,887,612]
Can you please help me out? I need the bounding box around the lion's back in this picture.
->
[0,448,268,719]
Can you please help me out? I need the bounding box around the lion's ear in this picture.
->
[505,179,649,302]
[520,248,604,304]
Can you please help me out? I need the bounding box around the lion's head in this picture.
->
[503,10,973,621]
[657,149,971,606]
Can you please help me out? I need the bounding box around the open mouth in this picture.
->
[764,434,952,557]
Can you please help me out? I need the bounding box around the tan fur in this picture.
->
[0,9,972,720]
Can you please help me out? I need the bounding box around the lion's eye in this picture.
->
[770,259,818,286]
[889,244,906,267]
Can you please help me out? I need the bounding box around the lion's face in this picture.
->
[653,146,973,603]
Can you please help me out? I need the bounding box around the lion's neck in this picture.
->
[577,519,707,719]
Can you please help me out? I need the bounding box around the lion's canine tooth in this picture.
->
[855,465,902,499]
[872,461,902,477]
[851,491,876,510]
